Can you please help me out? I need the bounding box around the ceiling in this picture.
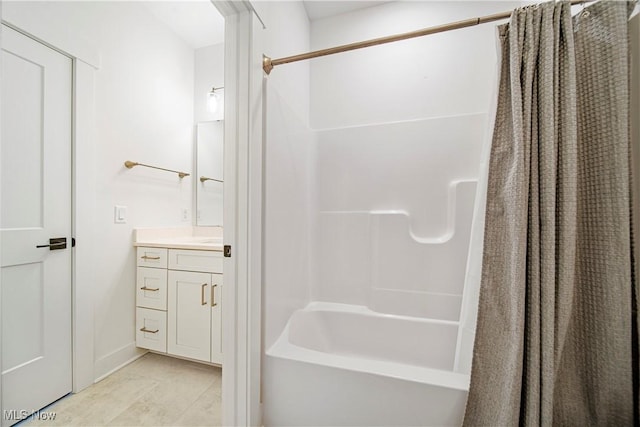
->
[142,1,390,50]
[303,1,390,21]
[142,1,225,49]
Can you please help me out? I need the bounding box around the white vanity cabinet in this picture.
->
[135,246,223,365]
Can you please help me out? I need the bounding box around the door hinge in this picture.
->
[224,245,231,258]
[72,237,76,247]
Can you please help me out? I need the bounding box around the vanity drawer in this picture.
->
[168,249,223,273]
[137,247,168,268]
[136,307,167,353]
[136,267,168,310]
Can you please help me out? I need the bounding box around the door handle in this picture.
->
[201,283,208,306]
[36,237,67,250]
[211,284,218,307]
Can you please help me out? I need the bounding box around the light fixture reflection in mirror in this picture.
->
[207,86,224,114]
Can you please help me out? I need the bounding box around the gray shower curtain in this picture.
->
[463,1,637,425]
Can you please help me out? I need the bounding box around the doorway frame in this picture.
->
[213,1,264,425]
[0,17,99,405]
[0,1,260,425]
[0,29,97,427]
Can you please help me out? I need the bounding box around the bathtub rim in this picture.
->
[266,301,470,392]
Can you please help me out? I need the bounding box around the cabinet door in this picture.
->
[167,270,211,362]
[210,274,223,364]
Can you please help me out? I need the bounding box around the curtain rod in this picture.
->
[262,0,587,75]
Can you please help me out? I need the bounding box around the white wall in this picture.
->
[90,3,195,378]
[309,1,528,129]
[4,1,196,379]
[260,1,313,351]
[259,4,314,425]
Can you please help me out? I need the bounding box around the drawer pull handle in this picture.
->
[211,284,218,307]
[201,283,207,306]
[140,327,159,334]
[141,255,161,260]
[140,286,159,292]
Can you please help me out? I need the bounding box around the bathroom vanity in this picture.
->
[133,227,223,365]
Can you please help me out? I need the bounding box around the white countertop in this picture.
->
[133,226,223,251]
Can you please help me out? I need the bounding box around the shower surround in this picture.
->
[312,115,483,320]
[261,1,519,425]
[264,302,469,426]
[263,112,488,426]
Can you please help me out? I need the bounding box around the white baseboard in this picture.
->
[93,342,147,383]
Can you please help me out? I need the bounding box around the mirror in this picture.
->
[196,121,224,226]
[194,40,224,226]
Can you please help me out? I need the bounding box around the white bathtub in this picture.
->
[263,302,470,426]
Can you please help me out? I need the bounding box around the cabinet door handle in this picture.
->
[201,283,208,306]
[140,286,159,291]
[141,255,161,260]
[140,327,159,334]
[211,284,218,307]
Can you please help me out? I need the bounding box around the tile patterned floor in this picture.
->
[24,353,222,426]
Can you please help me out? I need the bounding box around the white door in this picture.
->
[1,25,72,426]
